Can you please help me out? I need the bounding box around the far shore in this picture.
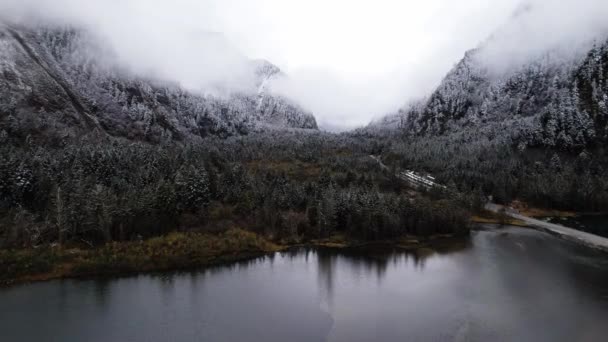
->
[0,230,468,288]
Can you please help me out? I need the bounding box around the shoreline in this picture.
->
[0,231,467,288]
[485,203,608,253]
[0,229,282,287]
[470,209,530,227]
[5,207,605,288]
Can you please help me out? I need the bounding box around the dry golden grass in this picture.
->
[509,200,576,218]
[518,207,576,218]
[1,229,281,286]
[246,160,322,180]
[471,216,529,227]
[471,209,529,227]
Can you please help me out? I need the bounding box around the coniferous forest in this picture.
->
[4,3,608,342]
[0,132,471,249]
[3,23,608,251]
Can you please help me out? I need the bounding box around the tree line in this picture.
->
[0,132,470,248]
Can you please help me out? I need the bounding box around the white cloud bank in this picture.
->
[1,0,608,130]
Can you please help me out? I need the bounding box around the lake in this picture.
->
[1,226,608,342]
[547,215,608,238]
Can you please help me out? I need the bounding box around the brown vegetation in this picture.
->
[0,229,281,286]
[471,210,529,227]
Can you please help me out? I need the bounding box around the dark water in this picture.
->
[547,215,608,238]
[2,227,608,342]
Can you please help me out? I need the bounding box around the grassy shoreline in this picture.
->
[470,210,530,227]
[0,229,282,287]
[0,230,468,287]
[470,205,605,226]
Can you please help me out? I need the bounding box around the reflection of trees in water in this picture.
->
[280,248,313,262]
[85,239,472,312]
[317,249,337,307]
[177,254,273,278]
[93,278,111,307]
[158,274,176,307]
[61,278,112,310]
[58,280,70,311]
[315,239,473,304]
[59,278,112,312]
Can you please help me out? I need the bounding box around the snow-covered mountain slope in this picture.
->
[251,59,318,130]
[0,24,317,145]
[387,9,608,151]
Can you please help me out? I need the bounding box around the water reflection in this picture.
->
[315,237,474,294]
[93,278,110,309]
[547,215,608,238]
[1,228,608,342]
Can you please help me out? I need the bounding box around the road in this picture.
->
[369,154,608,252]
[370,155,445,189]
[485,203,608,252]
[369,155,389,171]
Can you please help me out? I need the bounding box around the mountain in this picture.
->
[0,23,317,146]
[366,13,608,211]
[390,17,608,152]
[251,59,318,130]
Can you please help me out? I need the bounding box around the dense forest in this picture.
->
[0,132,471,248]
[383,132,608,211]
[4,22,608,252]
[0,24,474,250]
[370,33,608,213]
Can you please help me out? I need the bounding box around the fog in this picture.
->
[0,0,259,94]
[478,0,608,76]
[1,0,608,130]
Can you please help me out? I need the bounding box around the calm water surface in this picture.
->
[2,226,608,342]
[547,215,608,238]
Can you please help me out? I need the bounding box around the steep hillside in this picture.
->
[394,20,608,152]
[371,18,608,210]
[0,24,317,146]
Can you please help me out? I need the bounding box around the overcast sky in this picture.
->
[2,0,608,130]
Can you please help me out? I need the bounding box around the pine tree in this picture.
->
[175,165,211,213]
[54,186,66,246]
[550,154,562,172]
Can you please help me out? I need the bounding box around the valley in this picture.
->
[2,1,608,341]
[2,19,608,282]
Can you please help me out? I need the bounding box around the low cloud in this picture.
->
[477,0,608,75]
[0,0,258,93]
[2,0,608,129]
[271,65,444,131]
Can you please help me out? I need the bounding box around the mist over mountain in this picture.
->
[371,1,608,153]
[1,0,532,130]
[477,0,608,74]
[0,22,317,145]
[3,4,608,335]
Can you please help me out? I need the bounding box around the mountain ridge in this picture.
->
[0,23,317,146]
[379,29,608,152]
